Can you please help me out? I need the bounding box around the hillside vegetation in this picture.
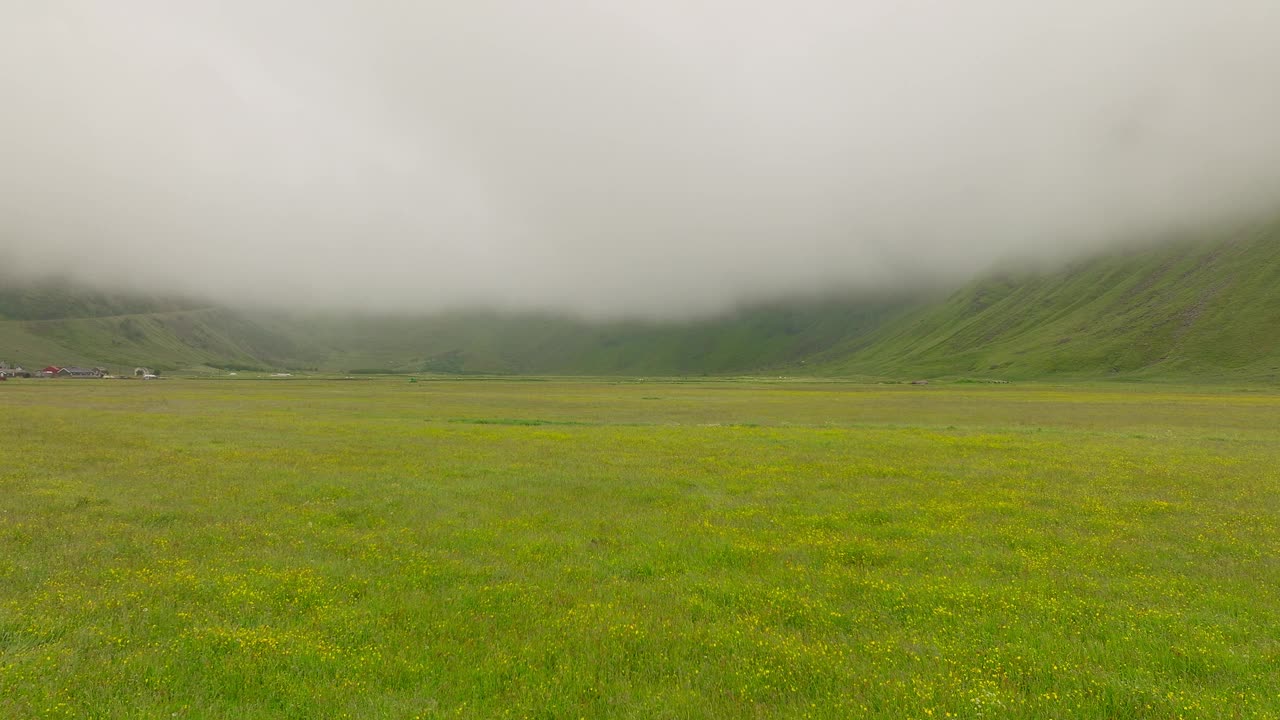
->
[0,281,903,375]
[291,299,902,376]
[3,220,1278,380]
[822,221,1280,381]
[0,279,319,371]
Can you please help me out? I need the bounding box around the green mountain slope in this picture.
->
[4,221,1280,380]
[0,280,198,321]
[0,279,324,371]
[0,278,902,375]
[0,307,322,372]
[823,221,1280,381]
[275,298,903,375]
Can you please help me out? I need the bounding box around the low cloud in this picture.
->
[3,1,1279,317]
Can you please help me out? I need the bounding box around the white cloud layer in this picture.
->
[3,1,1279,316]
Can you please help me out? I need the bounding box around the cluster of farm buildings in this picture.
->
[0,362,157,380]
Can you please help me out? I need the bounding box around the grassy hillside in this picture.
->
[294,299,903,376]
[0,278,200,322]
[5,220,1280,379]
[0,309,325,373]
[0,278,902,376]
[822,221,1280,381]
[0,278,325,372]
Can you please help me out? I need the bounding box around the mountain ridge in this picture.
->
[820,221,1280,381]
[2,221,1278,380]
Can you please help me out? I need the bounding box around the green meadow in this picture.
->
[2,378,1278,719]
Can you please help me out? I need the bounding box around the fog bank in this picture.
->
[3,1,1279,317]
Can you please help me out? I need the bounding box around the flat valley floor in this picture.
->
[2,378,1278,718]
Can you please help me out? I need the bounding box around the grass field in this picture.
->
[2,378,1279,718]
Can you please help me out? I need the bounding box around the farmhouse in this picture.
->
[0,363,30,378]
[56,366,105,378]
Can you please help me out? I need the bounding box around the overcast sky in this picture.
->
[3,1,1279,317]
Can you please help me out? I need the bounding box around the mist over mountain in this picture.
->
[2,219,1278,380]
[3,2,1279,318]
